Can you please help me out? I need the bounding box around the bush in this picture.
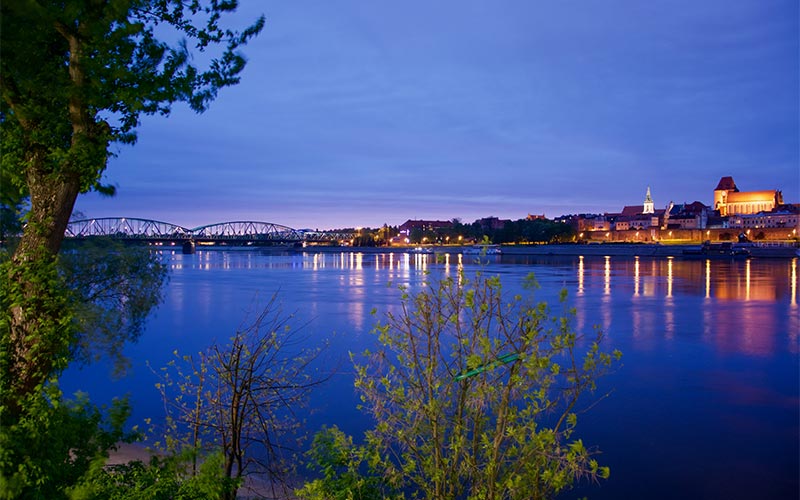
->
[346,271,621,500]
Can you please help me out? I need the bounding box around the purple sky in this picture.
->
[75,0,799,230]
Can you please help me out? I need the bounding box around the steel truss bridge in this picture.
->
[65,218,355,246]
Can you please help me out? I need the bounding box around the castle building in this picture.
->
[713,176,783,216]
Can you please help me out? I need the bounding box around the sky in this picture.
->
[75,0,799,231]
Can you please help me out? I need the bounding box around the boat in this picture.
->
[462,244,502,255]
[730,242,800,259]
[682,242,750,260]
[409,246,434,254]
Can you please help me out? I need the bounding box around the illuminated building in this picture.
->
[729,205,800,229]
[609,187,665,230]
[665,201,709,229]
[713,176,783,216]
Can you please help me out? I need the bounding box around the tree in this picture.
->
[352,228,378,247]
[353,272,620,500]
[0,0,264,417]
[153,295,329,500]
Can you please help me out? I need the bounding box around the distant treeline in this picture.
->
[348,218,575,246]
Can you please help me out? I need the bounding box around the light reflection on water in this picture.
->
[61,250,799,500]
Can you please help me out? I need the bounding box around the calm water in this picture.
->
[62,250,800,499]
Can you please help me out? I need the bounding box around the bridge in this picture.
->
[65,218,356,250]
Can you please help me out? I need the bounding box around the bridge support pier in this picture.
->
[182,240,196,254]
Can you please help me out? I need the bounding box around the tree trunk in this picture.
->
[2,17,98,418]
[3,152,81,418]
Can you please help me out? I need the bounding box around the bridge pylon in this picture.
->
[182,240,196,254]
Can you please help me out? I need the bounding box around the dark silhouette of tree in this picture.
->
[154,295,329,500]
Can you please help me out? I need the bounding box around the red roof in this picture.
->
[715,176,739,192]
[621,205,643,216]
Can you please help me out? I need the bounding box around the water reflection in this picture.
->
[601,256,612,333]
[666,257,673,299]
[163,251,798,358]
[791,259,796,308]
[566,254,799,357]
[568,255,798,304]
[746,259,751,301]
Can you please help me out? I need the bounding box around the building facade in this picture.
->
[713,176,783,216]
[608,188,664,230]
[729,205,800,230]
[398,219,453,235]
[665,201,709,229]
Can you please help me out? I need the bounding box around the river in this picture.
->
[61,249,799,499]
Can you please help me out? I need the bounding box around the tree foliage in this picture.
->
[153,295,329,500]
[296,425,396,500]
[1,0,264,201]
[352,272,620,500]
[67,450,238,500]
[403,218,575,245]
[0,388,134,500]
[1,249,76,415]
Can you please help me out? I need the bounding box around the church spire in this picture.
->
[643,186,654,214]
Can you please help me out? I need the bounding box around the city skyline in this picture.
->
[74,0,799,230]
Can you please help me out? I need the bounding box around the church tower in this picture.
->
[643,186,654,214]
